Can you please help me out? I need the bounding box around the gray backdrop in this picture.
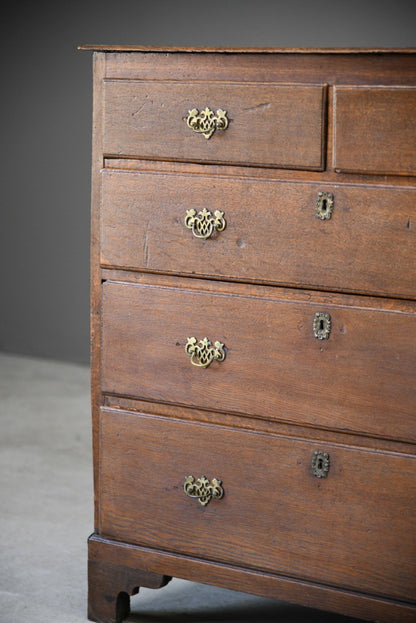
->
[1,0,415,365]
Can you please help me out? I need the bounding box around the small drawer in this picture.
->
[101,169,416,299]
[101,281,416,442]
[99,409,416,602]
[103,80,326,170]
[334,86,416,176]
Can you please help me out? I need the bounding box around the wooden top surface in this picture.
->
[78,45,416,54]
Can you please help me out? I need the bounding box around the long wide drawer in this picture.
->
[99,409,416,603]
[101,281,416,442]
[102,80,326,170]
[101,169,416,299]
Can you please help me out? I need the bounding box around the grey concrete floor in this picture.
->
[0,352,364,623]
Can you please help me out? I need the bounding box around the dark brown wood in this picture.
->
[101,267,416,312]
[104,394,416,456]
[103,81,326,170]
[99,409,416,602]
[90,52,105,531]
[101,279,416,442]
[101,168,416,299]
[102,51,416,88]
[79,45,416,53]
[84,48,416,623]
[100,267,416,419]
[89,534,416,623]
[334,86,416,175]
[104,155,416,186]
[88,536,171,623]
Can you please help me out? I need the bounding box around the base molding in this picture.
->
[88,538,171,623]
[88,534,416,623]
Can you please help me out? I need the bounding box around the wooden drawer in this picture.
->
[99,409,416,603]
[101,169,416,299]
[87,49,416,623]
[334,86,416,176]
[103,81,326,170]
[101,281,416,442]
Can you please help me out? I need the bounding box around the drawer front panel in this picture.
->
[101,281,416,442]
[101,169,416,299]
[99,409,416,602]
[103,81,326,170]
[334,86,416,176]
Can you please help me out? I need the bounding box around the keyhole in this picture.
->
[316,191,334,220]
[312,451,330,478]
[313,312,331,340]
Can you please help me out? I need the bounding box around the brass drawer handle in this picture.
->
[312,451,330,478]
[184,208,226,240]
[316,191,334,220]
[184,475,224,506]
[313,312,331,340]
[185,107,229,139]
[185,337,226,368]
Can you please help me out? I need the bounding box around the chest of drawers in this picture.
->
[81,46,416,623]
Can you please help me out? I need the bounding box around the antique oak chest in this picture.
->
[81,47,416,623]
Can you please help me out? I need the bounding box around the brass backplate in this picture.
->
[313,312,331,340]
[184,207,226,240]
[316,191,334,220]
[185,337,226,368]
[185,107,229,139]
[183,475,224,506]
[312,451,330,478]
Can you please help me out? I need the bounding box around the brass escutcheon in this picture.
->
[183,475,224,506]
[184,207,226,240]
[312,451,330,478]
[185,107,229,139]
[313,312,331,340]
[316,191,334,220]
[185,337,226,368]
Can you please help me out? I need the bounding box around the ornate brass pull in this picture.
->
[184,208,226,240]
[313,312,331,340]
[316,191,334,220]
[184,475,224,506]
[312,451,330,478]
[185,107,229,139]
[185,337,226,368]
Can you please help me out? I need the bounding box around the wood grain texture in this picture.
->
[104,156,416,186]
[79,46,416,53]
[104,394,416,456]
[334,87,416,175]
[102,51,416,88]
[89,534,416,623]
[87,48,416,622]
[103,81,326,170]
[101,280,416,442]
[88,551,170,623]
[90,52,106,532]
[99,409,416,603]
[101,268,416,312]
[100,168,416,299]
